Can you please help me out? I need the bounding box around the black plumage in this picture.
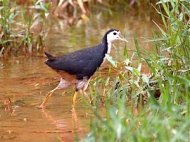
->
[45,44,106,80]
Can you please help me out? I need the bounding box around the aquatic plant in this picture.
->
[0,0,49,57]
[80,0,190,141]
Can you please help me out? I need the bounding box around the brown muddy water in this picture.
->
[0,13,156,142]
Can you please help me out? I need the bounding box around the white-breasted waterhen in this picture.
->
[39,29,127,108]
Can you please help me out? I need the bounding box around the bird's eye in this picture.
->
[113,32,117,35]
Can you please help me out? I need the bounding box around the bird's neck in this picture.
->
[106,41,112,54]
[102,37,112,55]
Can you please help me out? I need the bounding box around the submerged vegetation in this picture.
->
[0,0,189,142]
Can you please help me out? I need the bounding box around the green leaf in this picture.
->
[142,74,150,85]
[105,54,117,67]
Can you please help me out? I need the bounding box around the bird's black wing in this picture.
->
[45,44,105,79]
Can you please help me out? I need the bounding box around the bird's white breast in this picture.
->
[107,41,112,54]
[102,41,112,65]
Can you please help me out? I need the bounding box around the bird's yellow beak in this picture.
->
[118,33,128,42]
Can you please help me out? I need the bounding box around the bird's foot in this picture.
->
[37,104,45,109]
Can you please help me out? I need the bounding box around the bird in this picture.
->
[39,29,127,108]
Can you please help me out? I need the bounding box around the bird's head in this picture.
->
[102,29,128,44]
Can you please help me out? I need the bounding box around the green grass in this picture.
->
[0,0,49,57]
[80,0,190,142]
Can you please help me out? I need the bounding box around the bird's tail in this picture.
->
[44,52,56,61]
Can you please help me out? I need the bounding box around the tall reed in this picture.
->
[80,1,190,142]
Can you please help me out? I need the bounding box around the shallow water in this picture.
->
[0,12,155,142]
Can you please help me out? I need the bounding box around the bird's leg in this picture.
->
[38,78,69,109]
[83,78,91,91]
[72,90,78,105]
[38,87,58,108]
[83,79,92,103]
[79,89,92,104]
[72,90,88,105]
[73,78,91,105]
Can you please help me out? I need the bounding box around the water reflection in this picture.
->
[40,106,84,142]
[0,94,89,142]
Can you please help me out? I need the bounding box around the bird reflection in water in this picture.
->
[40,105,84,142]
